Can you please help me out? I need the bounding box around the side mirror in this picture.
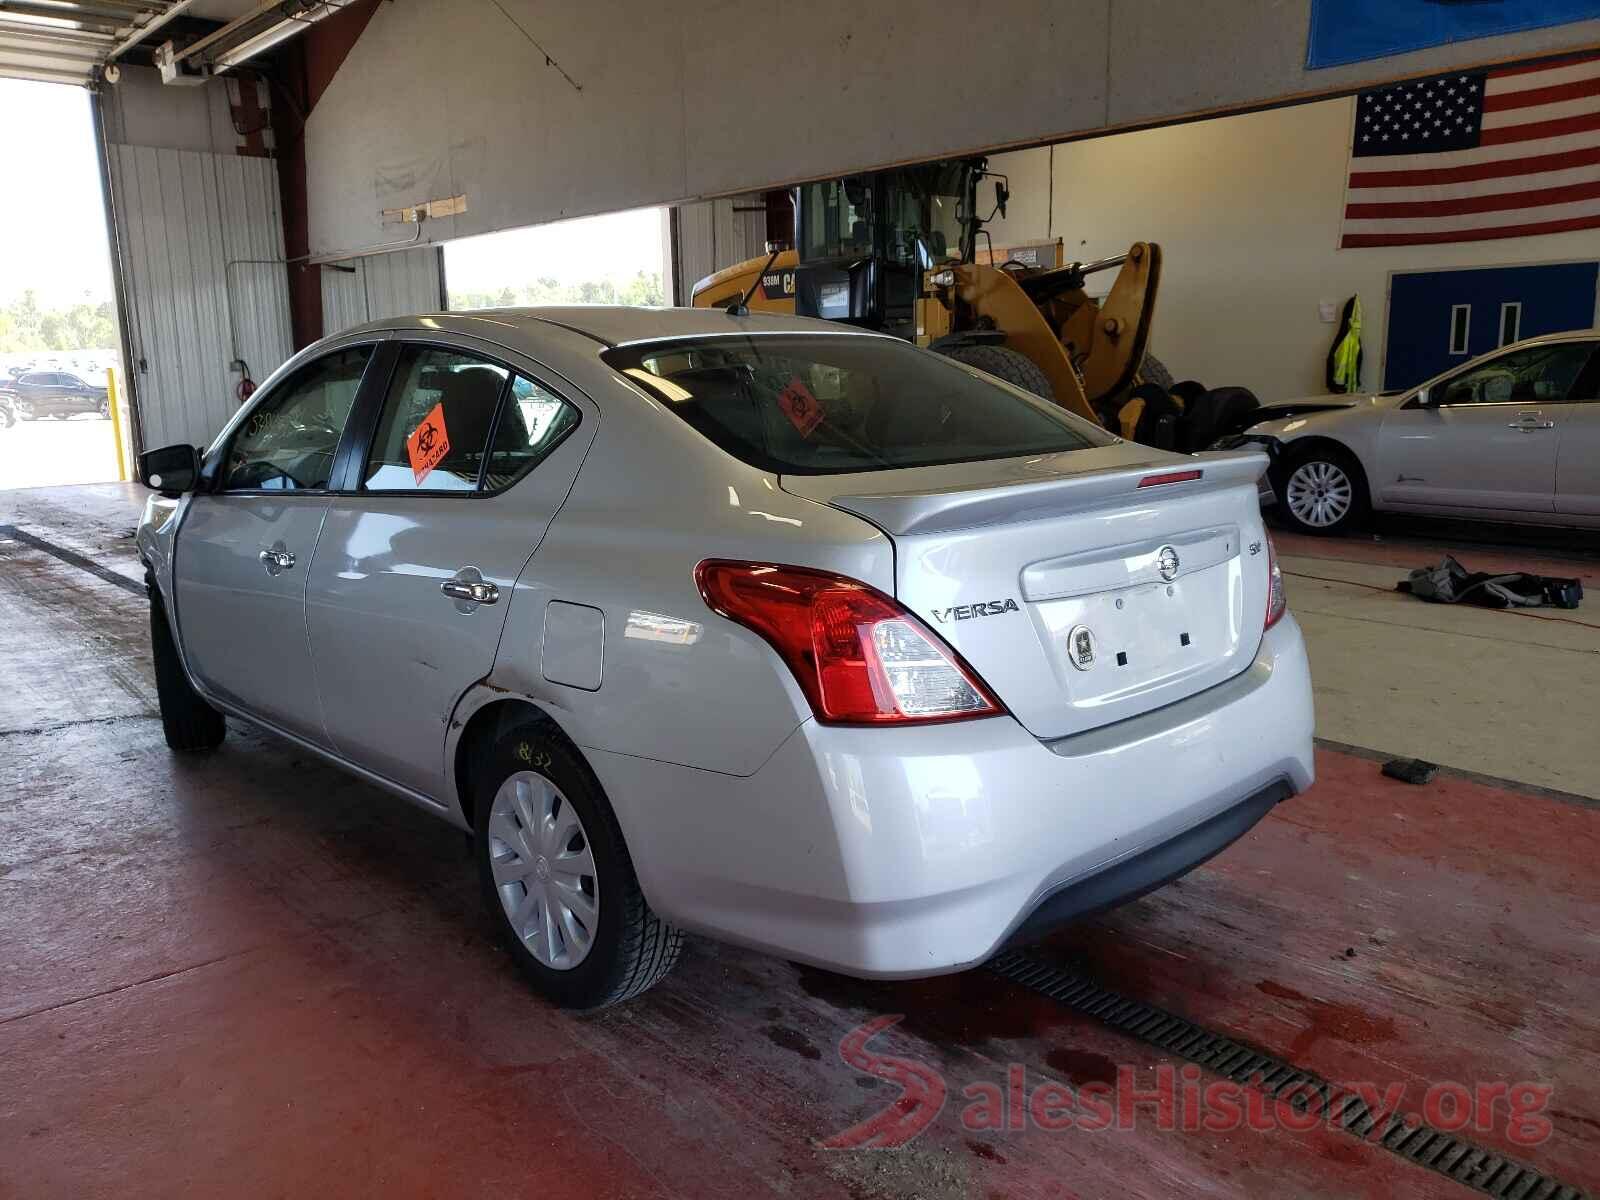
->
[994,180,1010,219]
[139,443,201,494]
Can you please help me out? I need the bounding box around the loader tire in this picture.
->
[942,345,1055,403]
[1139,353,1174,392]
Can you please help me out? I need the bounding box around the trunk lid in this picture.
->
[782,444,1274,740]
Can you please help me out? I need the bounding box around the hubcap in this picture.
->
[1285,460,1354,528]
[487,771,598,971]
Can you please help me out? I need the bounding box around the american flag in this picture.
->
[1341,54,1600,248]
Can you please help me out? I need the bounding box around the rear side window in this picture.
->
[364,344,581,494]
[483,375,581,491]
[603,335,1112,475]
[365,346,508,491]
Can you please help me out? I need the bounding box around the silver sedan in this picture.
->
[1227,330,1600,535]
[137,307,1313,1008]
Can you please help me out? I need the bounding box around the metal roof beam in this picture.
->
[106,0,199,61]
[0,4,127,34]
[0,16,114,42]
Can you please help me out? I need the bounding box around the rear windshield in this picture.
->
[602,334,1114,475]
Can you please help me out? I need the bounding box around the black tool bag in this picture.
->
[1397,555,1583,610]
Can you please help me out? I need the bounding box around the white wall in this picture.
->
[320,247,446,337]
[101,66,293,450]
[983,100,1600,402]
[302,0,1600,262]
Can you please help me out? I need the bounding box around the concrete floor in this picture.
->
[1,484,1596,1199]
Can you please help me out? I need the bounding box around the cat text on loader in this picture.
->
[689,157,1167,437]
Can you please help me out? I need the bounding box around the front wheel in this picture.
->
[475,724,681,1009]
[149,583,226,751]
[1273,446,1370,536]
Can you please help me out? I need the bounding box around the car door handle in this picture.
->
[258,548,295,572]
[1508,410,1554,431]
[441,579,499,605]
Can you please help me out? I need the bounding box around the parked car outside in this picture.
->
[136,308,1314,1009]
[9,370,111,420]
[1221,330,1600,535]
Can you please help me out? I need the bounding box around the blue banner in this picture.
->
[1308,0,1600,69]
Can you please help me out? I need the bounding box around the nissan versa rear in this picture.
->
[137,308,1314,1009]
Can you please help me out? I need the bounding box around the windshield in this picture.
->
[604,334,1114,475]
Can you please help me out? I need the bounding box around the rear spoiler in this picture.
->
[823,450,1269,536]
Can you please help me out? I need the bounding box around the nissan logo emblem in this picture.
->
[1157,545,1180,582]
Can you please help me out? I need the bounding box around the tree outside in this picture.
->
[0,289,119,355]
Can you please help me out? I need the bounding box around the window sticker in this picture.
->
[406,401,451,484]
[777,375,824,438]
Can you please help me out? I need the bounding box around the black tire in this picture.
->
[1180,386,1261,452]
[1121,383,1182,449]
[97,398,111,419]
[942,344,1054,402]
[1139,353,1175,392]
[475,722,681,1009]
[1271,443,1371,536]
[148,583,226,751]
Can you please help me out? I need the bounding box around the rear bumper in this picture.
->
[1008,776,1291,942]
[589,615,1315,979]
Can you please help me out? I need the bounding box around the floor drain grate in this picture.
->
[987,951,1589,1200]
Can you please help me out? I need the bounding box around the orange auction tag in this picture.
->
[406,401,451,484]
[778,376,823,438]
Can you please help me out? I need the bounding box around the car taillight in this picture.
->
[1264,535,1287,630]
[695,560,1004,725]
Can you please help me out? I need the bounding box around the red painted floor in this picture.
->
[1,502,1596,1199]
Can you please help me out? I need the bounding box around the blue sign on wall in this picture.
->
[1308,0,1600,69]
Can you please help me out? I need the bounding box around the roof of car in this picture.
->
[344,305,873,348]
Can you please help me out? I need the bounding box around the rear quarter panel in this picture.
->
[485,365,895,778]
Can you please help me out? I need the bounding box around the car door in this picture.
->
[20,373,55,415]
[1374,341,1594,514]
[1555,343,1600,518]
[172,341,381,745]
[305,336,593,798]
[60,374,88,413]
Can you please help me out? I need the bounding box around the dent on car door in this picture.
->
[172,343,378,744]
[1555,343,1600,517]
[1376,342,1591,513]
[305,340,592,799]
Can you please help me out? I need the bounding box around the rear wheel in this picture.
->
[942,344,1054,403]
[149,583,226,751]
[475,723,681,1009]
[1274,445,1370,536]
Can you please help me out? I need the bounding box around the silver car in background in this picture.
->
[137,307,1314,1009]
[1228,330,1600,535]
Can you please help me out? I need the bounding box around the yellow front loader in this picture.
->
[691,158,1166,436]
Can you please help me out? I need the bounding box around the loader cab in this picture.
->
[793,161,974,342]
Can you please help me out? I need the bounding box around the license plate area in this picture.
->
[1033,561,1243,709]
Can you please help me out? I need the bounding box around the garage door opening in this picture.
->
[0,79,131,491]
[444,206,668,312]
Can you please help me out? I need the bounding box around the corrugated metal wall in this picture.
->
[108,146,293,451]
[320,247,446,337]
[674,195,767,303]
